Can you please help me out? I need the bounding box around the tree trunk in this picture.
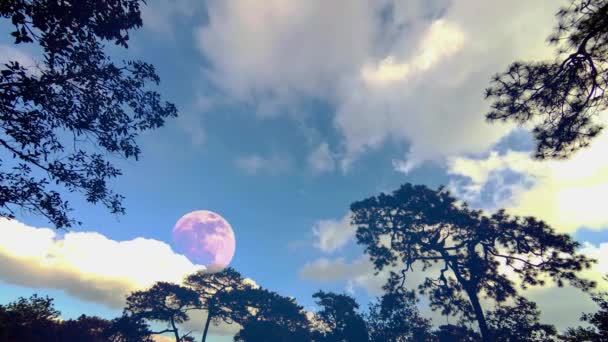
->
[201,311,213,342]
[464,288,490,342]
[170,317,181,342]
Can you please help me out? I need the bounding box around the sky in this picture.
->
[1,0,608,340]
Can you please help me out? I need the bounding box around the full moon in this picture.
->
[172,210,235,270]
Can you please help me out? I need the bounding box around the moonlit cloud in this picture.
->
[195,0,561,171]
[447,122,608,233]
[312,213,356,253]
[0,218,204,308]
[361,20,465,85]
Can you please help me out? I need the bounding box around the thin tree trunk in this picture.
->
[170,317,181,342]
[201,311,213,342]
[464,288,490,342]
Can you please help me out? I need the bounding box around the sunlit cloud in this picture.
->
[448,122,608,233]
[312,213,356,253]
[0,218,204,308]
[361,20,466,85]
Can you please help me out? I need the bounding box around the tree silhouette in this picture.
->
[366,290,433,342]
[234,320,310,342]
[486,297,557,341]
[312,291,369,342]
[103,314,155,342]
[485,0,608,159]
[56,315,111,341]
[433,324,481,342]
[351,183,595,341]
[563,276,608,341]
[0,0,177,228]
[0,294,60,341]
[184,268,252,342]
[125,282,200,342]
[222,287,312,341]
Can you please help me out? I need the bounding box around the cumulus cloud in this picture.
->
[0,45,36,67]
[0,218,204,308]
[447,123,608,233]
[300,257,384,295]
[312,213,356,253]
[195,0,562,170]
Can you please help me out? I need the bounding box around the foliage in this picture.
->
[351,183,595,341]
[0,0,177,228]
[366,290,433,342]
[312,291,369,342]
[0,294,155,341]
[103,314,155,342]
[563,276,608,341]
[433,324,481,342]
[234,320,310,342]
[0,294,60,341]
[485,0,608,159]
[125,282,200,342]
[486,297,557,342]
[221,287,312,341]
[184,267,250,341]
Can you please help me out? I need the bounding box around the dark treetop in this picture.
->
[351,183,595,341]
[0,0,177,228]
[486,0,608,159]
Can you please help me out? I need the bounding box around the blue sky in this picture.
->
[1,0,608,340]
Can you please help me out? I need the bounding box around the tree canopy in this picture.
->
[125,282,200,342]
[351,183,595,341]
[366,290,433,342]
[563,276,608,341]
[0,0,177,228]
[312,291,369,342]
[184,267,251,342]
[485,0,608,159]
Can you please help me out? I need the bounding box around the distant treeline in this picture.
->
[0,266,606,342]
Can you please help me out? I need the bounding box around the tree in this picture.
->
[563,276,608,341]
[351,183,595,342]
[234,320,310,342]
[184,268,251,342]
[223,287,312,342]
[0,294,60,341]
[485,0,608,159]
[125,282,201,342]
[312,291,369,342]
[57,315,111,341]
[366,290,433,342]
[103,314,155,342]
[0,0,177,228]
[433,324,481,342]
[486,297,557,342]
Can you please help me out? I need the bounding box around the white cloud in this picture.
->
[312,213,356,253]
[0,218,204,308]
[300,257,384,295]
[308,143,336,174]
[0,45,36,67]
[140,0,197,35]
[196,0,562,170]
[234,154,290,175]
[447,124,608,233]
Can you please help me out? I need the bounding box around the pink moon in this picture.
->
[172,210,235,270]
